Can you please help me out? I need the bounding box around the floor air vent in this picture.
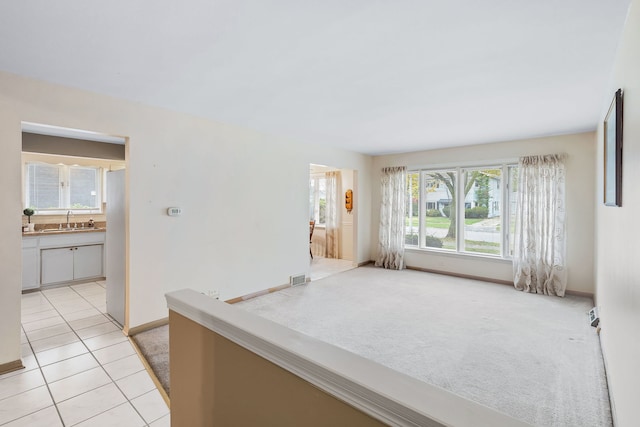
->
[290,274,306,287]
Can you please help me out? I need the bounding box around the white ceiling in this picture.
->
[0,1,631,155]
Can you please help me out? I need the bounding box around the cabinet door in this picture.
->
[22,247,39,290]
[73,245,104,280]
[41,247,74,285]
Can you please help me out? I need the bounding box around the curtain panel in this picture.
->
[513,154,567,296]
[325,171,341,259]
[375,166,407,270]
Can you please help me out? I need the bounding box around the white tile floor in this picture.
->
[309,256,355,281]
[0,281,170,426]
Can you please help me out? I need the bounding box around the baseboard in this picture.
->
[598,326,618,426]
[226,262,369,304]
[128,336,170,408]
[226,283,291,305]
[405,265,594,298]
[406,265,513,286]
[564,289,594,299]
[22,277,107,295]
[0,359,24,376]
[127,318,169,336]
[231,260,568,305]
[226,263,371,305]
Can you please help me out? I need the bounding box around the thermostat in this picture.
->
[167,207,182,216]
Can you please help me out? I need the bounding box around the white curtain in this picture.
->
[375,166,406,270]
[325,171,341,258]
[513,154,567,296]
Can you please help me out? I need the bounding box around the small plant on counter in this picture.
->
[23,208,35,223]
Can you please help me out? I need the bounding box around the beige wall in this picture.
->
[595,0,640,425]
[371,132,596,294]
[0,71,373,365]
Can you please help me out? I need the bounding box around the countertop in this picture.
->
[22,227,106,236]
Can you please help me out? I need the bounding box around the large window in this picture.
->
[405,163,518,258]
[25,162,102,213]
[309,175,327,225]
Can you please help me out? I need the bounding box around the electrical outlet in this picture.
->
[589,307,599,327]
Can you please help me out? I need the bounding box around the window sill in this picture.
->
[405,246,513,263]
[30,210,103,216]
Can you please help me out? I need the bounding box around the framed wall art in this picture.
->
[604,88,623,207]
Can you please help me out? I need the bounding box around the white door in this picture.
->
[41,247,74,285]
[74,245,103,280]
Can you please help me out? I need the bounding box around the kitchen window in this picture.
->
[405,163,518,258]
[24,162,102,213]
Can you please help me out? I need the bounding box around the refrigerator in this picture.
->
[106,169,126,327]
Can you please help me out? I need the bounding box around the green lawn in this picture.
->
[434,238,499,255]
[406,216,483,228]
[406,236,500,255]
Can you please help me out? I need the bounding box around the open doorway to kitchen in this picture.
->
[309,164,357,281]
[20,122,129,332]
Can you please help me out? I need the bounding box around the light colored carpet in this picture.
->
[235,266,612,427]
[133,325,170,396]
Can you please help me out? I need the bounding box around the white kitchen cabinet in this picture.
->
[41,244,104,286]
[22,237,39,290]
[41,247,75,285]
[74,245,104,279]
[23,231,106,289]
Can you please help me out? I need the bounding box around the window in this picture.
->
[463,167,501,255]
[25,162,102,213]
[405,163,518,258]
[423,169,456,249]
[309,175,327,225]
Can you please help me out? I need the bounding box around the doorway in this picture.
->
[309,164,357,280]
[20,123,128,329]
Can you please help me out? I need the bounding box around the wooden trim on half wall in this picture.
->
[0,360,24,376]
[126,317,168,336]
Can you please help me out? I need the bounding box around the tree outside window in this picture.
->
[405,163,517,258]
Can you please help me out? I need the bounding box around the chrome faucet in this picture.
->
[66,210,73,229]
